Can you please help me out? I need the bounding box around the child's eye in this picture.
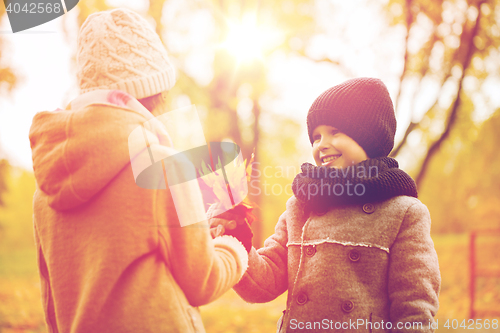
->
[313,135,321,142]
[330,129,340,135]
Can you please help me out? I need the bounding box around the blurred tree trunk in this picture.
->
[249,98,263,247]
[74,1,110,28]
[415,0,486,186]
[0,159,9,207]
[386,0,497,188]
[148,0,167,38]
[393,0,414,114]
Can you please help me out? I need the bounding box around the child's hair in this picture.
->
[76,8,176,100]
[306,77,396,158]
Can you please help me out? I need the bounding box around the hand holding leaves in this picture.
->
[207,203,254,252]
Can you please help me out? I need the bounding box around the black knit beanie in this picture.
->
[307,77,396,158]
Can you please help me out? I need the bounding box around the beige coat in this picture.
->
[29,94,248,333]
[234,195,440,333]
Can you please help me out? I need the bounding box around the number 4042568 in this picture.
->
[443,319,499,330]
[5,2,62,14]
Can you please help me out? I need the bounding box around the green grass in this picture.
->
[201,290,287,333]
[1,234,499,332]
[0,249,46,333]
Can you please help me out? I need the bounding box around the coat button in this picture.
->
[362,203,375,214]
[349,249,360,262]
[305,245,316,257]
[341,300,354,313]
[296,292,308,305]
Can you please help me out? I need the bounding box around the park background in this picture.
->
[1,0,500,331]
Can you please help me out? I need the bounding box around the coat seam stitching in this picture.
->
[63,112,86,203]
[287,240,390,253]
[289,216,311,300]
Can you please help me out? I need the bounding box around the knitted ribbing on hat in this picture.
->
[307,78,396,158]
[292,157,418,212]
[77,8,176,99]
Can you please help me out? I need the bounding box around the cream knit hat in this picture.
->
[76,8,176,99]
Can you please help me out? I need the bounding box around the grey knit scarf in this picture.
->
[292,157,417,212]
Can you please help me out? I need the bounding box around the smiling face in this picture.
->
[312,125,368,168]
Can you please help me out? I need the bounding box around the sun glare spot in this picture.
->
[221,14,281,62]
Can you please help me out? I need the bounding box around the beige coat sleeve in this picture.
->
[156,186,249,307]
[148,144,249,308]
[136,136,249,307]
[388,201,441,331]
[233,211,289,303]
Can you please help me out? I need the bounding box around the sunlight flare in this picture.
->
[221,14,281,62]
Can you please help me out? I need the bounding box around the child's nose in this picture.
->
[318,136,331,150]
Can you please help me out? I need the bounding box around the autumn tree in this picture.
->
[66,0,500,239]
[149,0,315,246]
[0,158,8,207]
[385,0,500,187]
[67,0,315,247]
[420,107,500,233]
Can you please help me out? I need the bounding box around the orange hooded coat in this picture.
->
[29,91,248,333]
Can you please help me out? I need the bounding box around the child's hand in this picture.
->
[207,202,241,238]
[224,218,253,253]
[209,218,237,238]
[207,203,254,252]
